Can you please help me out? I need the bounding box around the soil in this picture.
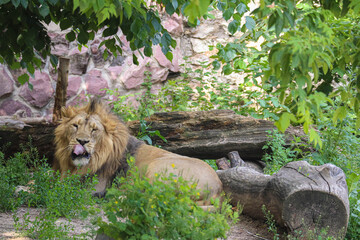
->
[0,207,281,240]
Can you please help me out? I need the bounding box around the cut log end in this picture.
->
[283,190,348,239]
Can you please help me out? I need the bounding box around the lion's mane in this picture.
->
[53,99,129,179]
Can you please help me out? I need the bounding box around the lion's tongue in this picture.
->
[74,144,85,155]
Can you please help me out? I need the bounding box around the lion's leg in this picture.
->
[92,176,108,198]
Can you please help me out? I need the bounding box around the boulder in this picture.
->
[85,70,108,96]
[0,99,32,117]
[19,71,54,108]
[0,67,14,98]
[67,76,82,99]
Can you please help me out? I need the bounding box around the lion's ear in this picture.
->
[61,106,75,118]
[86,98,109,114]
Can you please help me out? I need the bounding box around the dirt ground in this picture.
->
[0,207,279,240]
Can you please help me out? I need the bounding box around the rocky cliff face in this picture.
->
[0,9,251,119]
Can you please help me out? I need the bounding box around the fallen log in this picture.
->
[0,117,55,163]
[127,110,304,160]
[216,161,349,239]
[1,110,303,163]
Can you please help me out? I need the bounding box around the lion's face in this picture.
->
[67,112,106,167]
[54,99,129,176]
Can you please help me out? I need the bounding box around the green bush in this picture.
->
[0,142,98,238]
[0,147,35,211]
[262,129,297,175]
[97,158,239,239]
[107,58,285,123]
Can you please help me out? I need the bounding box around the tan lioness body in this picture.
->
[53,99,223,204]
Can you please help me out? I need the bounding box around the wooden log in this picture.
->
[216,161,349,239]
[127,110,304,160]
[53,57,70,123]
[227,151,245,167]
[215,157,230,170]
[0,117,55,163]
[0,110,303,164]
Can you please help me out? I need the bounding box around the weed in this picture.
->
[262,205,280,240]
[97,158,239,239]
[262,129,297,175]
[204,159,218,170]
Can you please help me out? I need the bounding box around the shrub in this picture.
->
[262,129,297,175]
[0,146,35,211]
[97,158,239,239]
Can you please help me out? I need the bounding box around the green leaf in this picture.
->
[11,0,20,8]
[184,0,210,24]
[236,3,247,15]
[130,19,142,35]
[224,49,237,62]
[223,8,234,21]
[212,60,221,70]
[223,64,233,75]
[50,55,58,67]
[18,73,29,85]
[60,19,72,30]
[151,18,162,32]
[66,31,76,42]
[132,54,138,65]
[123,1,132,18]
[284,11,294,28]
[275,15,284,37]
[309,128,322,148]
[78,30,89,44]
[234,59,246,69]
[144,45,152,57]
[48,0,58,5]
[28,82,33,90]
[274,112,296,132]
[332,106,347,124]
[228,20,239,35]
[0,0,11,5]
[165,51,173,61]
[20,0,28,8]
[245,16,256,31]
[39,3,50,18]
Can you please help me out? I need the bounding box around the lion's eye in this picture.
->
[92,129,97,133]
[73,124,78,129]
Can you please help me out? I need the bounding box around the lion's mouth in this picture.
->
[71,144,91,165]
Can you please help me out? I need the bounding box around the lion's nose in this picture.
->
[77,138,89,146]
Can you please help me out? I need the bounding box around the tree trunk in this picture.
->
[53,57,70,123]
[216,161,349,239]
[127,110,304,160]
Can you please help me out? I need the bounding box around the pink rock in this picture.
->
[119,35,131,53]
[69,47,90,75]
[0,99,32,117]
[49,33,69,56]
[91,42,108,67]
[9,68,27,87]
[0,67,14,98]
[85,70,108,96]
[67,76,82,99]
[153,44,181,72]
[68,91,88,107]
[107,66,124,81]
[122,58,168,90]
[162,14,183,36]
[19,71,54,108]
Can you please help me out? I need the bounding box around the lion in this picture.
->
[53,99,223,204]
